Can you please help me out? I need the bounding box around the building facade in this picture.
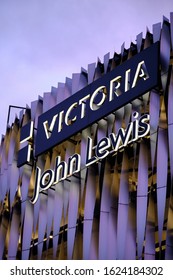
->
[0,13,173,260]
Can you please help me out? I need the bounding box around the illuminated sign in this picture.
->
[34,42,159,156]
[17,42,159,167]
[30,112,150,203]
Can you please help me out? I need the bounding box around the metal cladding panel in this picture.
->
[117,152,129,259]
[83,163,98,259]
[144,196,156,260]
[137,142,148,259]
[149,90,160,169]
[156,128,168,245]
[99,160,112,260]
[22,201,33,260]
[67,176,80,259]
[7,205,20,260]
[1,13,173,260]
[52,182,63,259]
[168,68,173,177]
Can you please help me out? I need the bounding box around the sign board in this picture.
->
[35,42,159,156]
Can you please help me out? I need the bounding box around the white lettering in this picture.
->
[31,112,150,204]
[79,94,90,118]
[90,86,107,111]
[85,137,97,166]
[125,69,131,92]
[43,114,58,139]
[64,102,77,126]
[132,61,149,88]
[109,76,121,101]
[41,60,150,141]
[58,110,64,132]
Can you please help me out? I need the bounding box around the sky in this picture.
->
[0,0,172,136]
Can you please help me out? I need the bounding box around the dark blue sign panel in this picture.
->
[35,42,159,156]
